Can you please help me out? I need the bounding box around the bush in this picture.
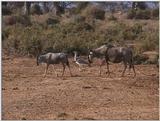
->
[151,8,159,19]
[135,9,150,19]
[127,9,151,19]
[2,15,158,58]
[16,15,31,26]
[3,15,31,26]
[63,22,94,33]
[82,5,105,20]
[71,15,86,23]
[2,5,12,15]
[133,54,149,64]
[127,9,136,19]
[131,23,143,34]
[46,18,60,25]
[134,31,159,55]
[3,16,17,25]
[31,4,42,15]
[107,14,117,21]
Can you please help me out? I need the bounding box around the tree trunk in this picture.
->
[24,2,31,15]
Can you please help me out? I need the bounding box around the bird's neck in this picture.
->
[74,53,78,61]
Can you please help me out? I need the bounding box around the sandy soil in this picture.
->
[2,56,159,120]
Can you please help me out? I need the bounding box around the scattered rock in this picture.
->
[21,117,26,120]
[82,117,96,120]
[13,87,19,90]
[82,85,92,89]
[2,87,6,90]
[57,112,68,118]
[103,87,111,89]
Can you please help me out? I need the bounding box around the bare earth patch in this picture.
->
[2,57,159,120]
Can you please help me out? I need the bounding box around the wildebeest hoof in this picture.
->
[43,75,46,78]
[56,74,59,77]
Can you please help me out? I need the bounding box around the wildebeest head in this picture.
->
[37,54,43,66]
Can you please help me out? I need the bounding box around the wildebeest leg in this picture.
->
[132,65,136,77]
[99,65,102,76]
[106,61,110,76]
[52,65,58,77]
[121,62,127,77]
[61,64,66,76]
[44,64,49,77]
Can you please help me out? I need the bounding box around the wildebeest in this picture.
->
[88,43,136,77]
[37,52,72,77]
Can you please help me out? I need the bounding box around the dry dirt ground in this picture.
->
[2,56,159,120]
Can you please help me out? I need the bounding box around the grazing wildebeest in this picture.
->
[88,43,136,77]
[37,52,72,77]
[73,51,91,71]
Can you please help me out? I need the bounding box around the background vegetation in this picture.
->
[2,2,159,63]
